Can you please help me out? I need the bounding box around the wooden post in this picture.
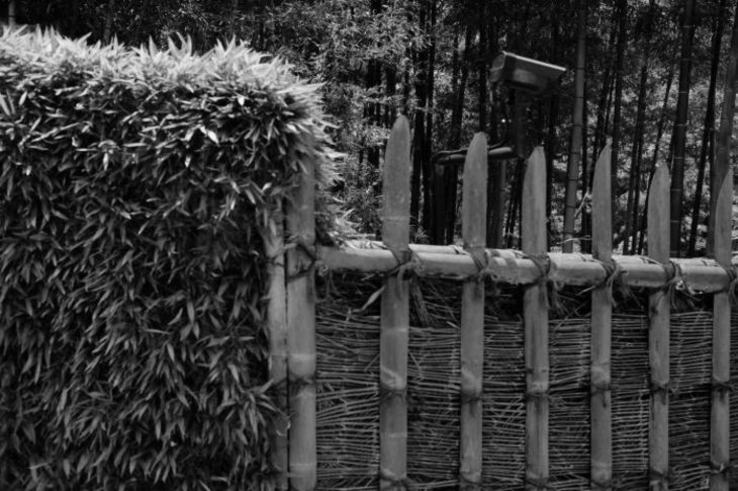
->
[710,167,732,491]
[647,163,670,491]
[287,150,317,491]
[522,147,549,490]
[379,116,412,490]
[590,141,612,490]
[459,133,488,489]
[266,205,288,490]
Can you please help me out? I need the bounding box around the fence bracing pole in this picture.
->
[647,163,670,491]
[379,116,412,490]
[710,168,732,491]
[522,147,549,490]
[287,150,317,490]
[266,204,288,490]
[459,133,488,489]
[590,141,613,490]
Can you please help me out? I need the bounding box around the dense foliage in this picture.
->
[0,29,333,489]
[11,0,730,252]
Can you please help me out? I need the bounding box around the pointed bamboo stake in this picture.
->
[522,147,549,490]
[648,163,670,491]
[590,141,613,491]
[266,205,288,490]
[287,151,317,491]
[379,116,412,491]
[459,133,488,489]
[710,167,732,491]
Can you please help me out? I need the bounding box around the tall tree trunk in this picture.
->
[423,0,437,241]
[103,0,116,43]
[610,0,628,222]
[563,1,586,253]
[546,7,560,250]
[585,14,618,253]
[624,63,648,254]
[709,0,738,256]
[669,0,696,257]
[485,10,504,247]
[638,50,677,254]
[7,0,16,27]
[410,8,427,232]
[688,0,726,256]
[624,0,657,254]
[447,26,472,243]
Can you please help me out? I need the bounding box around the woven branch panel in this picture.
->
[314,273,725,490]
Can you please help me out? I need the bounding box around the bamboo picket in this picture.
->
[711,166,732,491]
[590,142,613,490]
[522,147,549,490]
[286,151,317,491]
[272,115,735,489]
[459,133,488,489]
[647,163,670,491]
[265,206,288,491]
[379,116,412,490]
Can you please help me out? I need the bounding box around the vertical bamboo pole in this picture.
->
[379,116,412,490]
[287,151,317,491]
[710,167,732,491]
[459,133,488,489]
[522,147,549,490]
[648,163,670,491]
[590,142,613,490]
[266,205,288,490]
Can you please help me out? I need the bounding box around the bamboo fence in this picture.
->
[270,116,737,490]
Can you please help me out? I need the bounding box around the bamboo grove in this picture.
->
[3,0,737,254]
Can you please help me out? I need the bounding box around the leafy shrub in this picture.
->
[0,29,334,490]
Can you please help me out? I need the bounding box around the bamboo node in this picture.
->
[379,467,415,490]
[711,377,732,396]
[379,384,407,404]
[649,380,670,405]
[525,387,549,403]
[460,389,482,404]
[709,459,731,475]
[524,475,552,490]
[289,376,315,395]
[459,473,482,489]
[648,467,673,486]
[591,477,612,490]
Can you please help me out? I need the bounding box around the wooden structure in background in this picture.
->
[269,116,736,490]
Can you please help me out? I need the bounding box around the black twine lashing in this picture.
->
[711,377,732,396]
[649,380,670,405]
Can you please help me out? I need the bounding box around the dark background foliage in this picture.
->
[0,31,330,490]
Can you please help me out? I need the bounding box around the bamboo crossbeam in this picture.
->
[590,143,612,491]
[379,116,411,491]
[287,152,317,491]
[522,147,549,490]
[710,168,732,491]
[459,133,487,489]
[647,164,670,491]
[265,206,288,491]
[318,244,735,293]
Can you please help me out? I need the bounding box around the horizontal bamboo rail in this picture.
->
[318,243,736,292]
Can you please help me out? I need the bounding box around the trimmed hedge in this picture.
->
[0,29,333,490]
